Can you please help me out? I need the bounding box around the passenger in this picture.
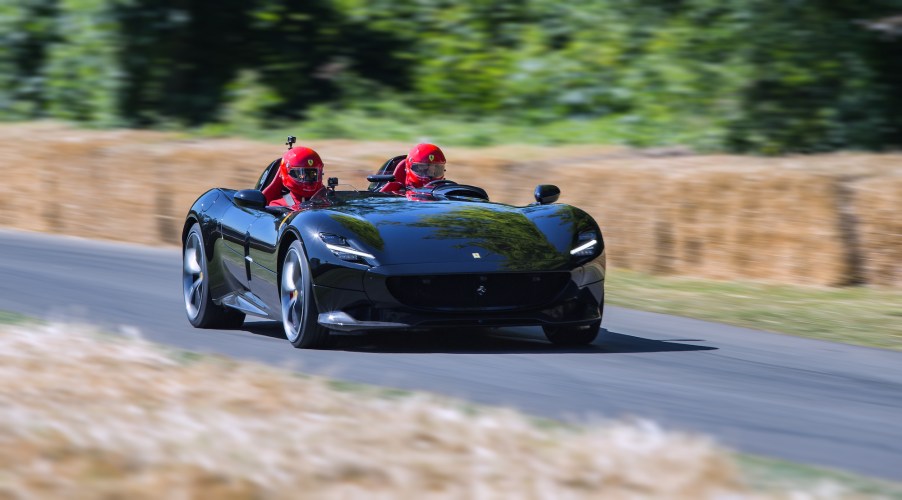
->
[379,143,447,196]
[263,147,325,209]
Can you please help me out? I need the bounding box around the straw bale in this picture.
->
[570,166,665,272]
[2,123,901,287]
[851,174,902,287]
[668,168,850,285]
[555,157,854,285]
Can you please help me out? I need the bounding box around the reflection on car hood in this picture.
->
[313,197,586,270]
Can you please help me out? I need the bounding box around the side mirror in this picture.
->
[234,189,267,209]
[534,184,560,205]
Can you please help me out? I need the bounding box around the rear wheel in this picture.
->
[543,320,600,346]
[280,240,331,349]
[183,224,245,328]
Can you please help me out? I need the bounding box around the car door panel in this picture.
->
[247,212,281,311]
[219,204,260,289]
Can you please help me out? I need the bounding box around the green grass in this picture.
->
[738,454,902,498]
[606,269,902,350]
[0,311,33,325]
[190,105,715,149]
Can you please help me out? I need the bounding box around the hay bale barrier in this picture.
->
[570,161,855,286]
[1,123,900,287]
[852,174,902,288]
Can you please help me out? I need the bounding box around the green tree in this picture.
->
[720,0,901,153]
[4,0,902,152]
[0,0,59,118]
[115,0,255,126]
[43,0,122,124]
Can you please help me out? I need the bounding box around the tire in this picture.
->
[183,223,246,329]
[280,240,331,349]
[542,320,600,346]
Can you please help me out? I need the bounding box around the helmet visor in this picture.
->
[288,167,320,183]
[409,162,445,179]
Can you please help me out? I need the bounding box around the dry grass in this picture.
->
[0,122,900,287]
[0,322,786,499]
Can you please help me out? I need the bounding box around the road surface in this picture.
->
[1,229,900,480]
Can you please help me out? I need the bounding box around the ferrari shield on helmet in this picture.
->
[279,147,324,200]
[405,143,446,189]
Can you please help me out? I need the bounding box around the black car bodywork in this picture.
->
[182,157,605,348]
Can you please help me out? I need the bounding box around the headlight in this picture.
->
[319,233,375,263]
[570,231,598,257]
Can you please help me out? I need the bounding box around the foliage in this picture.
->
[708,0,902,153]
[114,0,256,126]
[1,0,901,153]
[0,0,59,119]
[219,70,283,130]
[43,0,122,125]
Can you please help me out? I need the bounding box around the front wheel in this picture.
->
[542,320,600,346]
[280,240,331,349]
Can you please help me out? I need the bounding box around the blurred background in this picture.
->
[1,0,901,152]
[2,4,902,494]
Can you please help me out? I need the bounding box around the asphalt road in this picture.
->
[2,229,901,480]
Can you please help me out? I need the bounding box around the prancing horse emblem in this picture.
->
[476,285,487,296]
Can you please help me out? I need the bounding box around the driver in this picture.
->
[379,143,447,196]
[264,146,326,209]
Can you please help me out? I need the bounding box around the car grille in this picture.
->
[386,272,571,311]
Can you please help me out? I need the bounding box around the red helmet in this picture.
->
[405,143,446,189]
[279,147,324,200]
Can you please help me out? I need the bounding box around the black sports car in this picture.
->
[182,152,606,348]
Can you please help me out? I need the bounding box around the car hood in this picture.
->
[308,197,591,271]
